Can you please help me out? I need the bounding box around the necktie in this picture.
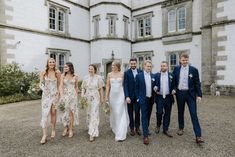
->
[162,74,166,98]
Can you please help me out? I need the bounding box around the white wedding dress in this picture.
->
[109,77,129,141]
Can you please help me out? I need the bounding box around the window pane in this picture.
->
[168,10,176,32]
[50,53,56,60]
[58,11,64,31]
[138,56,144,70]
[178,7,186,31]
[109,16,115,35]
[145,17,151,36]
[49,8,56,30]
[138,19,144,37]
[169,54,177,71]
[59,54,65,72]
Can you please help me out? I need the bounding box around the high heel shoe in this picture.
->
[40,135,47,145]
[89,136,95,142]
[62,128,68,137]
[68,130,73,138]
[51,130,56,138]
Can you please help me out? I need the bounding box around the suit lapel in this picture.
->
[128,69,135,82]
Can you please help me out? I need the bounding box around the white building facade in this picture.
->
[0,0,235,95]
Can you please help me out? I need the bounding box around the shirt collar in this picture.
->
[144,71,150,75]
[181,65,189,70]
[161,71,168,75]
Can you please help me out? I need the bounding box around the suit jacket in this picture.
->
[135,71,155,105]
[154,72,175,103]
[173,65,202,99]
[124,68,141,101]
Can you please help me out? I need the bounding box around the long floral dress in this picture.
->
[40,77,58,128]
[81,75,104,137]
[59,77,79,127]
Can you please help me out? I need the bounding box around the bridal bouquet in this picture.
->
[58,101,65,113]
[103,101,111,115]
[80,97,90,109]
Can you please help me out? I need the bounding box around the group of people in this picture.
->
[39,53,204,146]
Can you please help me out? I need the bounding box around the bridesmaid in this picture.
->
[39,58,61,144]
[59,62,79,138]
[81,64,104,142]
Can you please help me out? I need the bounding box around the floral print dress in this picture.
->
[81,75,104,137]
[40,77,58,128]
[59,77,79,127]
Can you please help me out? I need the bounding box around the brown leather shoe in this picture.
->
[135,128,141,136]
[177,129,184,136]
[143,137,149,145]
[130,129,135,136]
[155,127,160,134]
[163,131,173,138]
[196,137,204,144]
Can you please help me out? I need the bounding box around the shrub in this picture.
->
[0,63,40,97]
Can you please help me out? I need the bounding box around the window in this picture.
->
[93,15,100,38]
[48,3,68,33]
[167,7,186,33]
[49,7,56,30]
[135,13,152,38]
[169,53,179,72]
[135,52,153,70]
[106,14,117,37]
[58,10,65,32]
[48,49,70,72]
[123,16,129,38]
[168,10,176,32]
[178,7,186,31]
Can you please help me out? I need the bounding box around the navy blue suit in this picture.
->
[135,71,155,138]
[173,65,202,137]
[154,72,175,132]
[124,68,141,130]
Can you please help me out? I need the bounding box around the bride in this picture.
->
[105,60,129,141]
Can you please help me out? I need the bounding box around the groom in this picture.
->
[124,58,141,136]
[135,60,155,145]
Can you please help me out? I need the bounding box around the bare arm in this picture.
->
[75,76,79,96]
[59,74,64,96]
[39,71,45,90]
[105,73,111,101]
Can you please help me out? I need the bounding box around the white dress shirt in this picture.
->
[144,71,152,97]
[178,65,189,90]
[160,72,169,98]
[131,68,138,79]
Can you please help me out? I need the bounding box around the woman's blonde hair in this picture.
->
[112,60,121,72]
[44,58,57,77]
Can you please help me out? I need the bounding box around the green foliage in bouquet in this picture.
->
[58,102,65,112]
[103,101,111,115]
[80,97,90,109]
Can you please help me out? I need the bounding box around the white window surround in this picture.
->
[46,0,70,34]
[134,12,153,39]
[134,51,154,70]
[106,14,118,37]
[46,48,71,72]
[167,7,186,33]
[123,15,129,38]
[92,15,101,38]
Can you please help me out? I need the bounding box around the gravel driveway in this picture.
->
[0,96,235,157]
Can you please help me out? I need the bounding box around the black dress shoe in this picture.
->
[155,127,160,134]
[163,131,173,138]
[196,137,204,144]
[130,129,135,136]
[135,128,141,136]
